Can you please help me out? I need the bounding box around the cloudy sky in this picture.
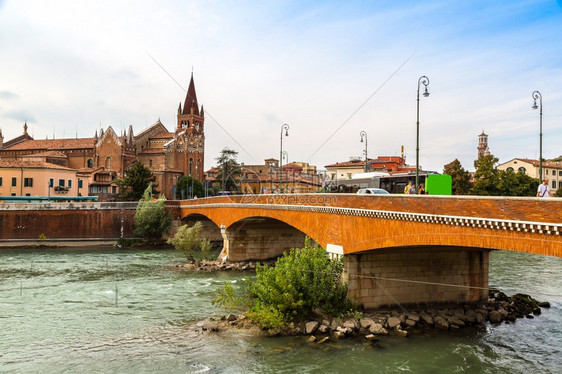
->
[1,0,561,172]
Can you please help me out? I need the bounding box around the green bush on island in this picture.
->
[167,221,212,262]
[133,184,172,239]
[213,238,357,333]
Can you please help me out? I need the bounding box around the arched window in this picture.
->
[149,159,153,168]
[87,159,94,168]
[105,157,111,170]
[518,167,526,174]
[189,158,193,176]
[506,167,514,172]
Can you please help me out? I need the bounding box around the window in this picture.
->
[189,158,193,176]
[25,193,31,196]
[12,177,17,187]
[553,181,556,189]
[0,177,2,186]
[506,167,514,172]
[559,181,562,189]
[11,193,16,196]
[68,180,72,188]
[24,178,33,187]
[58,179,65,187]
[78,179,83,188]
[149,159,153,167]
[87,159,94,168]
[518,167,526,174]
[559,171,562,176]
[49,178,54,188]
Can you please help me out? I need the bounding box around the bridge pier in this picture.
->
[343,246,490,310]
[219,218,307,262]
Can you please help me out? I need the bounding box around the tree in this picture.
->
[215,148,241,192]
[497,169,539,197]
[133,184,172,239]
[555,187,562,197]
[116,162,158,201]
[167,221,212,262]
[471,154,501,196]
[443,159,473,195]
[175,176,204,199]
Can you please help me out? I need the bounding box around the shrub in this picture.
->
[244,238,353,333]
[167,221,212,262]
[133,184,172,239]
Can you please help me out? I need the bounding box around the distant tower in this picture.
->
[477,130,490,159]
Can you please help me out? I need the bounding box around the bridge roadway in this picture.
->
[169,194,562,309]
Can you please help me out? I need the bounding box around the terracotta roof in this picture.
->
[23,150,68,158]
[512,158,562,169]
[152,131,174,139]
[324,159,366,168]
[2,133,34,149]
[0,160,76,171]
[2,138,95,151]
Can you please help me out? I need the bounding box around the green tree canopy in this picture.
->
[215,148,241,192]
[133,184,172,239]
[443,159,473,195]
[116,162,158,201]
[175,176,204,199]
[471,154,501,196]
[471,154,539,196]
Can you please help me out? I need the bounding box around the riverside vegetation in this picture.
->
[167,229,551,341]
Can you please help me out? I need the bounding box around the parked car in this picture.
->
[357,188,390,195]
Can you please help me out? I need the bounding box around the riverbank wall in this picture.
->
[0,202,137,243]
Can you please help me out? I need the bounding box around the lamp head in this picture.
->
[532,101,538,110]
[360,137,364,143]
[284,129,288,136]
[423,87,430,97]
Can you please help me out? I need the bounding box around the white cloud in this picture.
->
[1,0,561,171]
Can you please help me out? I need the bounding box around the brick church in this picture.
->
[0,74,205,200]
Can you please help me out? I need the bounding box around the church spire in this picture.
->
[182,73,199,116]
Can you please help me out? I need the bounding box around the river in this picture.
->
[1,247,560,373]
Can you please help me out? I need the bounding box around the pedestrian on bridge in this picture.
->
[537,179,552,198]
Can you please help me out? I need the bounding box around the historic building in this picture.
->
[0,74,206,200]
[135,73,205,197]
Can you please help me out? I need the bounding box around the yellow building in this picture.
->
[0,160,86,198]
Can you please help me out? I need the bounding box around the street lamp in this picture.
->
[283,151,288,193]
[532,91,543,181]
[360,131,368,172]
[279,123,289,193]
[416,75,430,191]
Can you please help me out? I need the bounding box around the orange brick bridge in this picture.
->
[168,194,562,309]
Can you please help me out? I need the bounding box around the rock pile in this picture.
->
[174,259,275,272]
[196,289,550,342]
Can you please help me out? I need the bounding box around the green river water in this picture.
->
[1,247,561,373]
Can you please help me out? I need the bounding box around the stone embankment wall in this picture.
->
[0,202,137,242]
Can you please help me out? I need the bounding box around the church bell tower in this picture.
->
[176,73,205,182]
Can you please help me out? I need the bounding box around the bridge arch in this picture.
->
[223,216,311,262]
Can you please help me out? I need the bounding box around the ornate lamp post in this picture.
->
[360,131,368,172]
[279,123,289,192]
[416,75,430,191]
[532,91,543,181]
[282,151,289,193]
